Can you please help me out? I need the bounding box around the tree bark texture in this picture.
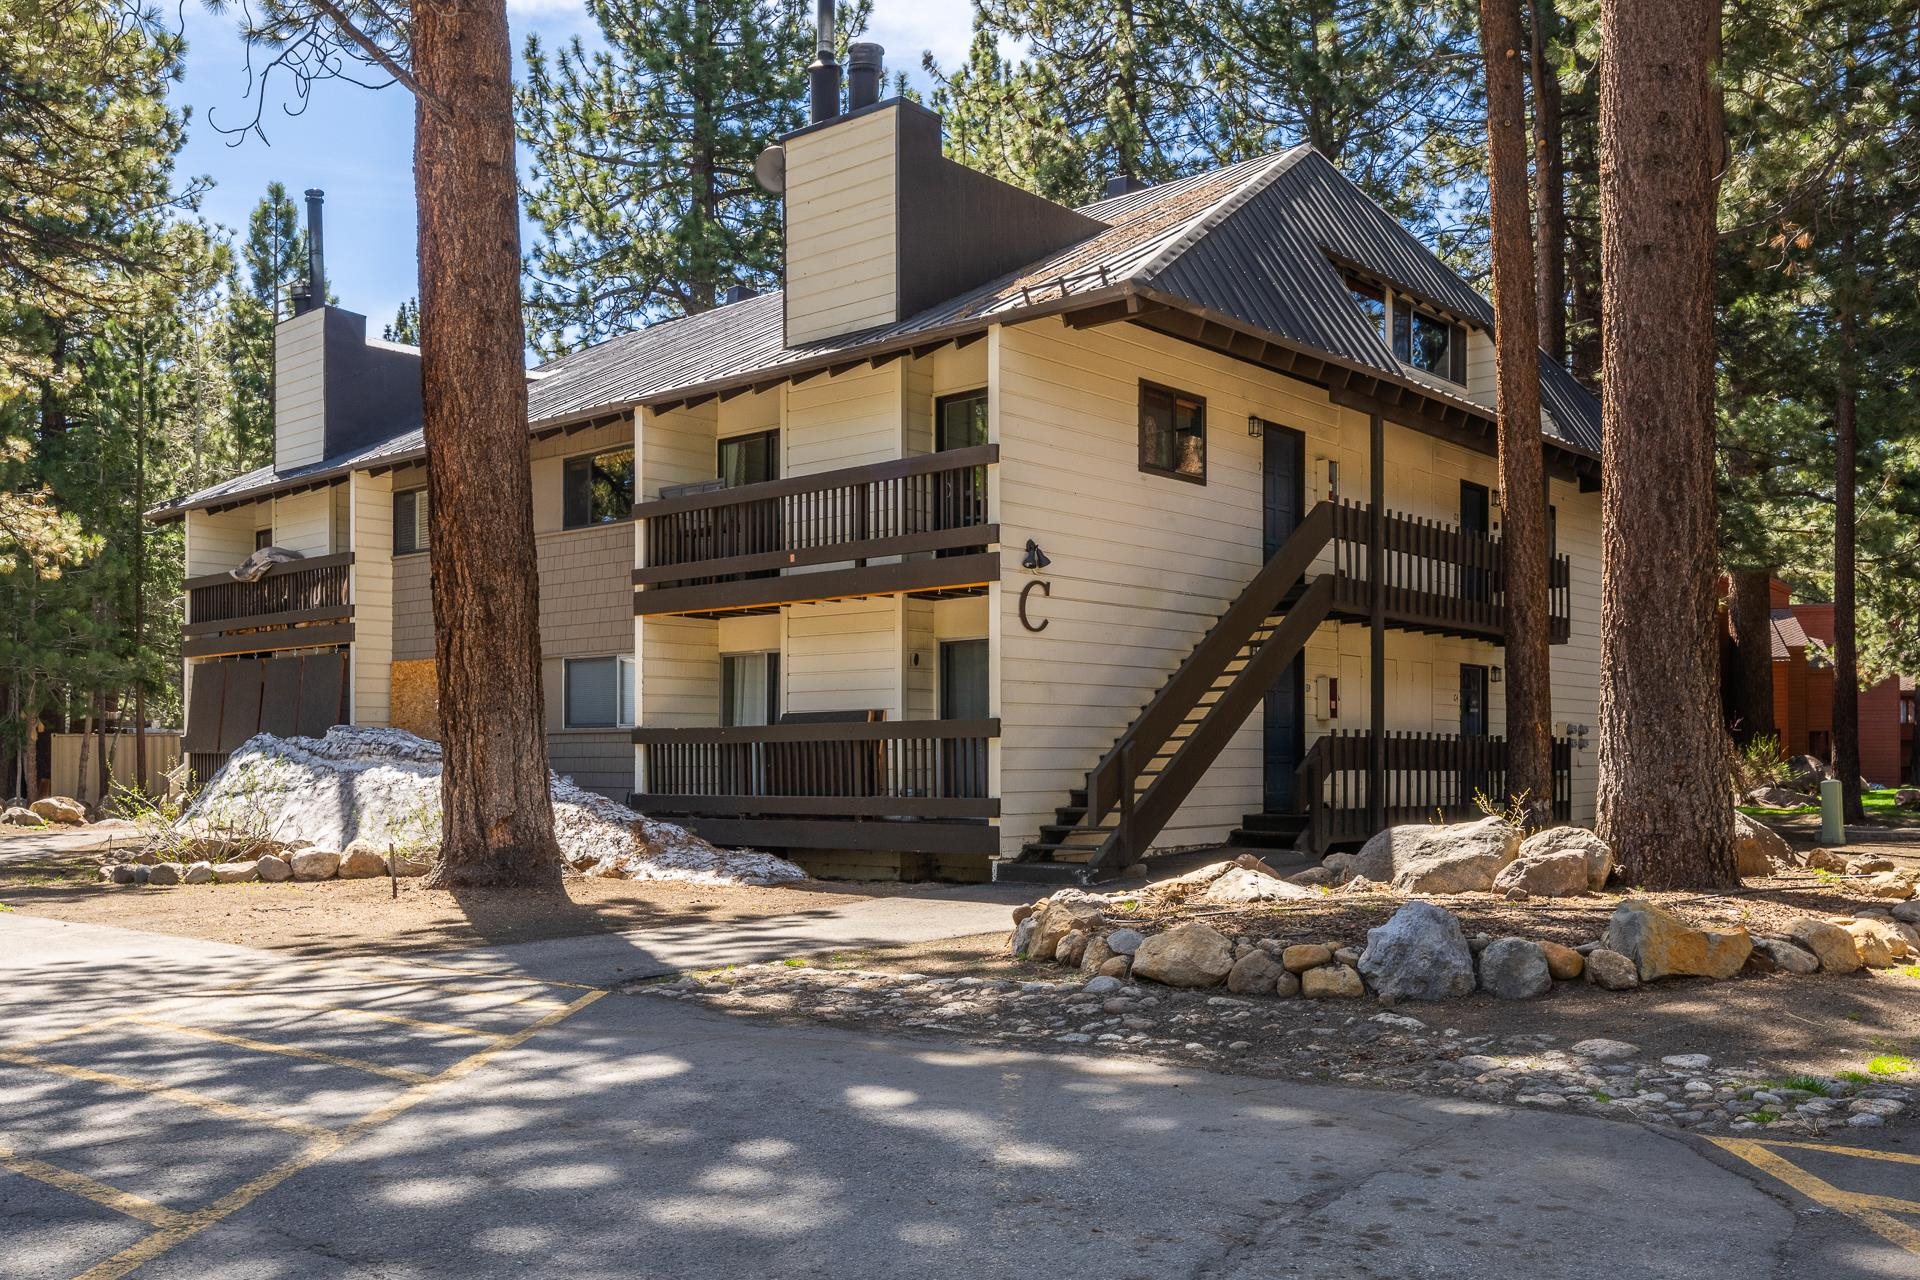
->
[414,0,563,887]
[1595,0,1737,887]
[1832,313,1863,819]
[1480,0,1554,821]
[1529,0,1567,364]
[1726,567,1777,744]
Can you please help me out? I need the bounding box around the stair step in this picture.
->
[994,859,1093,885]
[1237,811,1310,833]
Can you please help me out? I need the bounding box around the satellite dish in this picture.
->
[754,145,786,195]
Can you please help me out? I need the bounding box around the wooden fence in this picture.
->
[49,732,183,807]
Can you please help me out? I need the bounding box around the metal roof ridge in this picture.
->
[1131,145,1313,284]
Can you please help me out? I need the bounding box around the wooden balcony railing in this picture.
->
[1325,501,1572,642]
[632,719,998,820]
[1296,729,1573,852]
[182,553,354,658]
[632,446,998,615]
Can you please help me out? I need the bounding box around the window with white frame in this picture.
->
[564,655,635,728]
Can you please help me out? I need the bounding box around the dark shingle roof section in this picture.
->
[155,145,1603,518]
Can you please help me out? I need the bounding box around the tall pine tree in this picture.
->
[227,183,307,468]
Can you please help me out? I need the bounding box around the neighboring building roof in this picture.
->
[1770,608,1810,659]
[152,143,1602,520]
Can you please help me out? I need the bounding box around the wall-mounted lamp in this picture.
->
[1246,415,1264,438]
[1022,539,1051,571]
[1490,666,1503,683]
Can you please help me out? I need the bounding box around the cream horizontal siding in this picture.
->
[271,486,334,557]
[184,505,259,578]
[1465,328,1497,407]
[274,310,328,471]
[1550,479,1602,824]
[637,616,719,729]
[784,598,901,718]
[783,107,898,344]
[784,361,905,474]
[348,470,394,726]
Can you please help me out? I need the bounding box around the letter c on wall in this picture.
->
[1018,579,1051,632]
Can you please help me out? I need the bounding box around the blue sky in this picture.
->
[171,0,980,335]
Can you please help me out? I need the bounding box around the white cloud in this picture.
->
[863,0,979,77]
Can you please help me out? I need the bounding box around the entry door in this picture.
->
[1459,663,1491,810]
[1262,423,1307,811]
[1460,480,1491,602]
[939,639,989,798]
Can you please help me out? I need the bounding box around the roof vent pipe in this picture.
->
[847,42,884,110]
[303,188,327,313]
[807,0,841,123]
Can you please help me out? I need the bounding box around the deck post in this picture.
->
[1368,413,1386,833]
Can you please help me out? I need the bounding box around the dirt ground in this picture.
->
[0,857,946,959]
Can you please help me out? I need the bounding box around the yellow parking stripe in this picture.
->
[74,988,606,1280]
[1711,1137,1920,1257]
[319,1006,498,1041]
[358,956,603,991]
[0,1144,185,1230]
[226,975,572,1011]
[0,1050,335,1140]
[0,1014,137,1055]
[124,1018,431,1085]
[1760,1138,1920,1169]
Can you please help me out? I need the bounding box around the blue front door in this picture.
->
[1262,422,1306,811]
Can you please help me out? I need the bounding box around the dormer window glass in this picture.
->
[1348,278,1386,338]
[1345,271,1469,386]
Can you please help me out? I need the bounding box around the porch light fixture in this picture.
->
[1246,415,1263,438]
[1490,666,1503,683]
[1022,539,1051,571]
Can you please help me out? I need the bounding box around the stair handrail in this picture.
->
[1086,501,1336,825]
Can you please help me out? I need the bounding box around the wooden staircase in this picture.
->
[995,505,1338,885]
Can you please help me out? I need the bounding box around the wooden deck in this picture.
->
[182,553,354,658]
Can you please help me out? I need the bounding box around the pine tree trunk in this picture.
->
[1594,0,1737,888]
[1726,567,1776,744]
[1530,0,1567,364]
[1481,0,1554,820]
[1833,319,1863,819]
[414,0,563,888]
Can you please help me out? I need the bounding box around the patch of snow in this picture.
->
[184,726,805,886]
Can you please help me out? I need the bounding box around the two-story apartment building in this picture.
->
[152,60,1604,886]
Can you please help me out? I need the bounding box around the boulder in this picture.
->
[1492,848,1591,899]
[290,848,341,881]
[1009,916,1038,958]
[1387,817,1522,894]
[1784,917,1862,973]
[1752,936,1821,975]
[147,863,182,887]
[1079,936,1115,973]
[1478,938,1553,999]
[390,851,433,877]
[1355,900,1476,1002]
[255,854,293,883]
[1516,826,1614,891]
[182,860,215,885]
[1232,852,1288,879]
[1104,928,1146,957]
[1896,787,1920,810]
[1861,871,1918,900]
[108,864,148,885]
[1081,975,1123,997]
[1054,931,1089,967]
[1301,964,1366,999]
[1603,899,1752,980]
[1893,900,1920,926]
[1783,755,1829,791]
[1806,847,1848,873]
[1281,943,1333,973]
[1583,948,1640,990]
[1196,867,1315,905]
[1538,941,1585,981]
[1028,890,1109,960]
[30,795,86,825]
[1845,919,1906,968]
[1733,813,1791,878]
[1097,955,1132,979]
[211,860,258,884]
[1287,865,1334,887]
[338,844,390,879]
[1747,785,1815,809]
[1848,854,1897,875]
[1570,1037,1639,1060]
[3,805,47,827]
[1130,923,1235,988]
[1226,950,1288,996]
[1149,861,1239,900]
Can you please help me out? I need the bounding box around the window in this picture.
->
[564,655,634,728]
[562,446,635,528]
[718,430,778,487]
[254,527,274,551]
[1138,382,1206,483]
[721,652,780,727]
[936,390,989,451]
[393,488,429,555]
[1392,297,1467,384]
[1347,277,1386,339]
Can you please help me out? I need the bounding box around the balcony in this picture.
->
[182,553,354,658]
[1296,730,1573,853]
[1323,502,1572,644]
[631,718,999,855]
[632,446,999,617]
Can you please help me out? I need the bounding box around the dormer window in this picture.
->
[1344,271,1468,386]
